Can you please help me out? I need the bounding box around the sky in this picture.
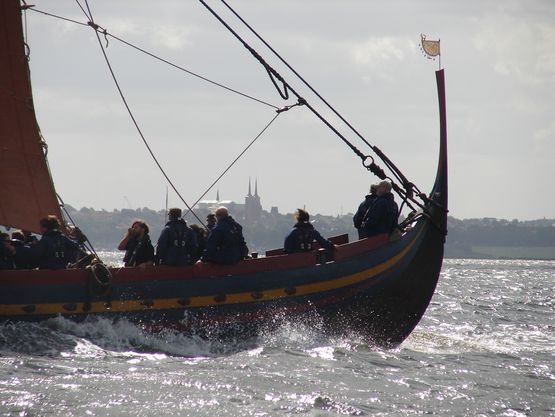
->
[21,0,555,220]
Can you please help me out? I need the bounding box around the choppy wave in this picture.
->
[1,259,554,417]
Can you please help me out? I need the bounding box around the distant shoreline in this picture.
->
[3,207,554,261]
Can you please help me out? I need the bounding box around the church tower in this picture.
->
[244,178,262,224]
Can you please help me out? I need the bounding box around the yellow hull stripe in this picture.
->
[0,230,421,317]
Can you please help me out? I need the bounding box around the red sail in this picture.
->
[0,1,64,233]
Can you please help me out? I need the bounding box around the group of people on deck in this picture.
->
[0,215,86,270]
[353,180,399,240]
[0,180,399,270]
[118,206,250,267]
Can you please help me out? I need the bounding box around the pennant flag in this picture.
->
[420,34,440,58]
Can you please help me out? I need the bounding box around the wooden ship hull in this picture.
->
[0,1,447,347]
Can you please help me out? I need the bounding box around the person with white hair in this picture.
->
[201,206,249,265]
[360,180,399,238]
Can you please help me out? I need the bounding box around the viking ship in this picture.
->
[0,1,447,347]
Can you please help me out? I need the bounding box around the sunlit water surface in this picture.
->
[1,258,554,416]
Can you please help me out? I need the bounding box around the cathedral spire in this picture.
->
[255,178,259,197]
[216,189,220,201]
[248,178,252,197]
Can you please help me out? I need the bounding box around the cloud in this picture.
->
[104,18,196,51]
[473,17,555,85]
[533,120,555,155]
[349,37,408,69]
[147,24,195,50]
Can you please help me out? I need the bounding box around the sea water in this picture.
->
[0,258,553,416]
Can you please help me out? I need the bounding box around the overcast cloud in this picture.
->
[23,0,555,220]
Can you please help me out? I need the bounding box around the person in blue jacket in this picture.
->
[202,206,248,265]
[360,180,399,238]
[155,208,198,266]
[353,184,378,239]
[284,209,334,254]
[34,215,80,270]
[9,231,34,269]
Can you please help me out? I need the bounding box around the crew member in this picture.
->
[206,213,216,231]
[202,206,248,265]
[284,209,334,254]
[34,215,80,270]
[0,233,15,270]
[353,184,378,239]
[359,180,399,237]
[118,220,154,267]
[156,208,197,266]
[9,231,34,269]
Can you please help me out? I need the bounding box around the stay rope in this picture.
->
[27,2,429,219]
[27,7,279,110]
[26,3,297,230]
[82,0,205,226]
[183,112,281,218]
[197,0,427,213]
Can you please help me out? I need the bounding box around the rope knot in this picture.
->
[275,98,307,114]
[87,21,109,47]
[87,21,100,30]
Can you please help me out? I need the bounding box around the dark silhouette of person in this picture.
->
[206,213,216,231]
[34,215,80,270]
[189,224,207,263]
[284,209,334,254]
[155,208,198,266]
[9,231,34,269]
[0,233,15,270]
[359,180,399,238]
[353,184,378,239]
[202,206,248,265]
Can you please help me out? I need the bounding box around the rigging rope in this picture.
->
[83,0,206,226]
[26,3,431,216]
[183,112,281,219]
[27,3,292,229]
[198,0,429,212]
[27,7,279,110]
[198,0,368,162]
[218,0,422,199]
[57,193,98,258]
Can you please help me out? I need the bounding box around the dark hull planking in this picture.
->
[0,0,448,347]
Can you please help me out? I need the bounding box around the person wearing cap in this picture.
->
[118,219,155,267]
[34,215,81,269]
[284,209,334,254]
[360,180,399,238]
[353,184,379,239]
[155,208,198,266]
[202,206,249,265]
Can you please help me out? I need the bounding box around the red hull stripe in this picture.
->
[0,230,419,317]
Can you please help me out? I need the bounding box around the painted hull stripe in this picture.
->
[0,228,422,317]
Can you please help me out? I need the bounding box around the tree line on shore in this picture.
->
[61,206,555,260]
